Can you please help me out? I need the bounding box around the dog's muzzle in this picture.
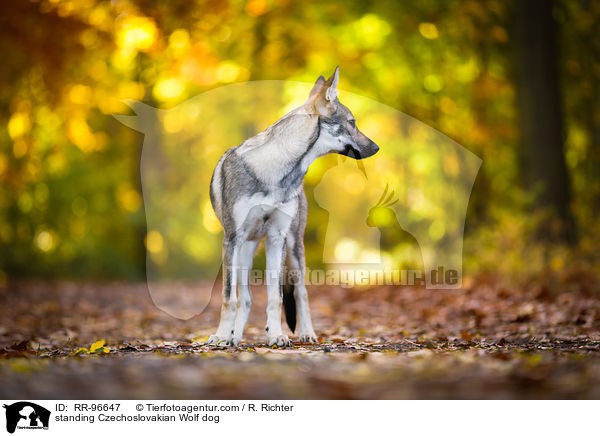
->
[339,141,379,160]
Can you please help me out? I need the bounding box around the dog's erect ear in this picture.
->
[325,66,339,101]
[310,67,340,115]
[309,75,326,97]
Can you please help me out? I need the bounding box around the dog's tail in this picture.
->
[281,267,297,333]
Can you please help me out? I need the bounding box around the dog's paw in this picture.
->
[298,332,317,343]
[268,334,291,347]
[231,337,243,347]
[205,335,229,346]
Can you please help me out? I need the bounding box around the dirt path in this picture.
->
[1,277,599,399]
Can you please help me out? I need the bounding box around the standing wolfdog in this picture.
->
[207,67,379,346]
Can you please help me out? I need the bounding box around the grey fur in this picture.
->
[205,67,379,347]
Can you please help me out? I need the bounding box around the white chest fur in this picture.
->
[232,192,299,242]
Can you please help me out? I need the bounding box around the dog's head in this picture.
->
[307,67,379,160]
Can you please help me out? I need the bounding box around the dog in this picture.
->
[206,67,379,346]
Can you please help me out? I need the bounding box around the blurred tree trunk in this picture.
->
[513,0,575,242]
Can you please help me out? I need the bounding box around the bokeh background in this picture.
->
[0,0,599,284]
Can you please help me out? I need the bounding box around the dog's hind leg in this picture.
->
[207,236,240,345]
[283,192,316,342]
[286,230,317,343]
[232,240,258,345]
[264,214,293,347]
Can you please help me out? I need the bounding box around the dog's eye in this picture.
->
[348,119,356,128]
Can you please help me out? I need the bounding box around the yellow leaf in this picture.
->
[90,340,106,353]
[69,347,89,356]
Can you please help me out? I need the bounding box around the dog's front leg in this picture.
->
[207,237,239,346]
[265,229,291,347]
[232,240,258,345]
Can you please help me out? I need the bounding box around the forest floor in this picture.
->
[1,271,600,399]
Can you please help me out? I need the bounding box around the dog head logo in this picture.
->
[115,78,481,319]
[3,402,50,433]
